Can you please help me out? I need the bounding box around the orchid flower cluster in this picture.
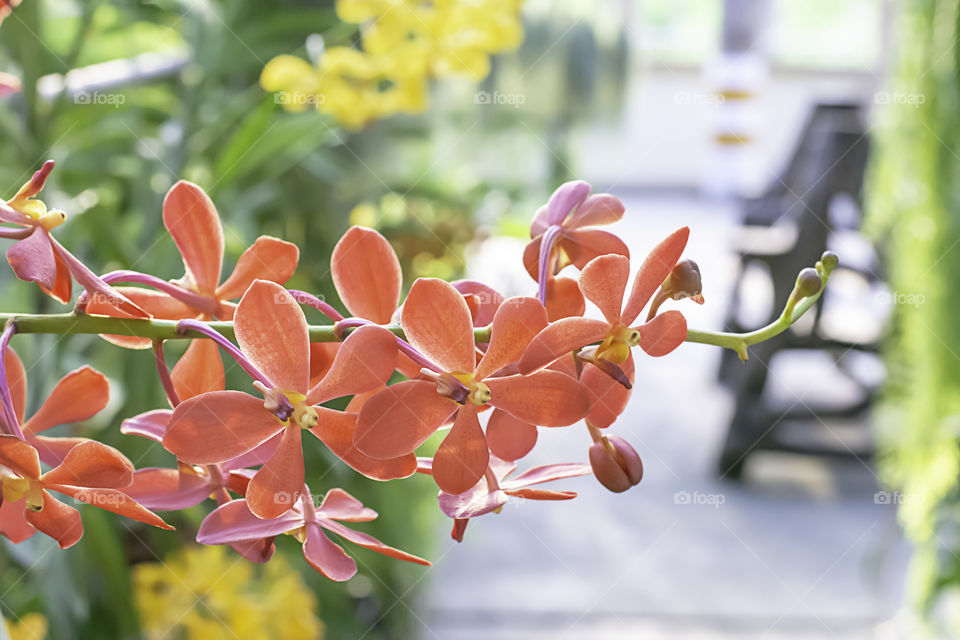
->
[0,162,836,581]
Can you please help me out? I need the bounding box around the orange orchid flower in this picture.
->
[523,181,629,320]
[519,227,691,377]
[354,279,591,494]
[87,181,299,401]
[1,161,147,317]
[162,280,405,520]
[0,0,22,25]
[0,436,172,548]
[3,347,110,466]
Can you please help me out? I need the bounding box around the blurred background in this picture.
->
[0,0,958,638]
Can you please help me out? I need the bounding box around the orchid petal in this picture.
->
[41,441,133,489]
[0,498,35,544]
[400,278,476,373]
[120,409,171,442]
[321,518,431,566]
[561,228,630,271]
[503,462,593,489]
[49,237,148,317]
[26,491,82,549]
[485,409,538,461]
[438,485,508,519]
[317,488,377,522]
[28,435,87,468]
[125,467,212,511]
[303,523,358,581]
[23,366,109,434]
[217,235,300,301]
[545,277,585,321]
[583,355,634,428]
[354,380,457,459]
[0,434,40,478]
[475,297,547,380]
[451,280,504,327]
[171,338,225,401]
[197,499,303,545]
[331,226,402,324]
[566,193,625,228]
[487,371,591,427]
[306,325,397,404]
[432,404,488,495]
[637,309,687,356]
[546,180,591,226]
[517,317,609,374]
[4,346,26,423]
[235,280,310,393]
[163,391,281,464]
[163,181,223,295]
[7,228,57,290]
[578,254,630,324]
[56,485,173,530]
[309,408,416,481]
[87,287,195,349]
[246,425,304,519]
[620,226,690,325]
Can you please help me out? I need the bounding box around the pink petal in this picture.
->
[547,180,591,226]
[503,462,593,489]
[438,484,508,519]
[451,280,504,327]
[621,226,690,325]
[566,193,625,228]
[246,425,304,519]
[120,409,172,442]
[303,522,358,581]
[317,488,378,522]
[320,518,431,565]
[125,467,213,511]
[197,498,304,545]
[6,228,57,289]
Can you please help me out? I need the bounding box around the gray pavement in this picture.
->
[415,195,911,640]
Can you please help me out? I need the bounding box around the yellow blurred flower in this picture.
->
[4,612,47,640]
[134,545,323,640]
[262,0,524,128]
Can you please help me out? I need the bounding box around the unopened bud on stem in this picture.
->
[588,432,644,493]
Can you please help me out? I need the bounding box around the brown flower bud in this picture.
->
[663,259,704,303]
[794,268,822,299]
[589,434,644,493]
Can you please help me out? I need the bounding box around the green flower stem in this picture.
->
[0,312,494,344]
[683,251,837,361]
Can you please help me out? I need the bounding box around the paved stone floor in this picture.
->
[414,195,911,640]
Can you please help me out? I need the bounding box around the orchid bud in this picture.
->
[794,268,822,299]
[588,434,643,493]
[662,259,704,303]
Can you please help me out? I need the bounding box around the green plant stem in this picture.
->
[0,312,494,344]
[683,261,832,360]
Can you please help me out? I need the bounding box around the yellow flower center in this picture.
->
[0,468,44,512]
[10,196,66,231]
[595,326,641,364]
[283,391,318,429]
[451,373,490,406]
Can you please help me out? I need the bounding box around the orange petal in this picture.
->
[620,226,689,325]
[309,408,417,481]
[0,498,35,544]
[217,236,300,301]
[545,277,585,321]
[309,342,339,389]
[486,409,537,461]
[487,371,591,427]
[172,338,225,401]
[522,236,542,281]
[354,380,457,459]
[28,434,87,468]
[57,485,173,529]
[636,309,687,356]
[41,441,133,489]
[432,404,488,495]
[400,278,476,373]
[163,391,281,464]
[22,366,109,434]
[163,181,224,295]
[561,228,629,271]
[517,317,609,374]
[578,254,629,324]
[235,280,309,393]
[3,346,26,423]
[306,325,397,404]
[566,193,625,228]
[26,490,82,548]
[331,226,402,324]
[246,425,304,519]
[475,297,547,380]
[87,287,197,349]
[583,355,634,428]
[0,434,39,479]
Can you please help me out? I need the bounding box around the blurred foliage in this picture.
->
[0,1,632,638]
[867,0,960,631]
